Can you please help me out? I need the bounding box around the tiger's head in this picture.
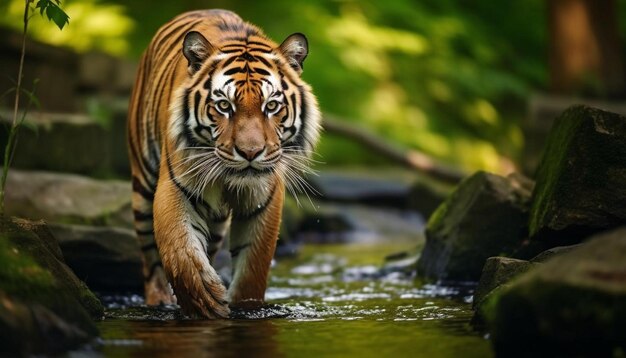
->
[171,28,321,193]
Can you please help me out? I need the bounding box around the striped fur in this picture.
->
[127,9,321,318]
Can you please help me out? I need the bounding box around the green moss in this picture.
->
[529,105,626,238]
[0,233,56,298]
[528,106,584,236]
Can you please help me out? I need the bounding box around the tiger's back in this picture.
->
[128,10,320,318]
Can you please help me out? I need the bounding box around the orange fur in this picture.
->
[128,9,321,318]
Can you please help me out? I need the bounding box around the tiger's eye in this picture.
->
[266,100,279,112]
[217,100,231,112]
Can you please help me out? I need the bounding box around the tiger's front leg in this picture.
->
[153,176,230,318]
[228,183,284,309]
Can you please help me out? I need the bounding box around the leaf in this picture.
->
[45,3,69,30]
[35,0,69,30]
[35,0,49,16]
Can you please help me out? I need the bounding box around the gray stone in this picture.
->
[485,227,626,356]
[417,171,531,281]
[49,223,143,292]
[473,257,536,309]
[530,244,580,263]
[5,169,132,228]
[529,105,626,244]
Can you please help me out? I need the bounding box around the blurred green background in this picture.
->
[1,0,625,174]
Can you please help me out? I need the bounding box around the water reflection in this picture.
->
[100,319,281,358]
[94,243,492,357]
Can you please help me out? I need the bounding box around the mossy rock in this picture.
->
[0,217,102,355]
[416,171,531,281]
[530,105,626,244]
[484,227,626,356]
[471,257,537,328]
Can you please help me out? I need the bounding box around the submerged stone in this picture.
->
[485,227,626,356]
[529,105,626,244]
[417,171,531,281]
[0,217,102,355]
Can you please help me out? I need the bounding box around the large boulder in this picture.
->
[485,227,626,356]
[0,217,102,355]
[529,105,626,244]
[417,171,531,281]
[49,223,143,292]
[5,169,132,228]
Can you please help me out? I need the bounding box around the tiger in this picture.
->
[127,9,321,318]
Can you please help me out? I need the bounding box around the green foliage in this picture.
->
[35,0,69,30]
[0,0,68,215]
[0,0,554,171]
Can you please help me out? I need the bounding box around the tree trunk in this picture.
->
[548,0,624,97]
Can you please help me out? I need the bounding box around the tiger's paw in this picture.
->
[144,266,176,306]
[176,277,231,319]
[169,254,231,319]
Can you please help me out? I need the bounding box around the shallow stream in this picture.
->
[88,242,492,357]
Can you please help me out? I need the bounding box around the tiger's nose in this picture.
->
[235,145,265,161]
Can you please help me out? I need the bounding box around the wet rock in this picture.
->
[471,257,537,327]
[485,227,626,356]
[0,217,101,355]
[5,169,132,228]
[529,244,580,263]
[0,292,93,356]
[49,223,143,293]
[416,171,531,281]
[472,257,536,310]
[529,105,626,244]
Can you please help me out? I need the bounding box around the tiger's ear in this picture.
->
[183,31,214,75]
[279,33,308,75]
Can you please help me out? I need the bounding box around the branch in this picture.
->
[322,115,466,184]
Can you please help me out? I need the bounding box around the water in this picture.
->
[87,243,492,357]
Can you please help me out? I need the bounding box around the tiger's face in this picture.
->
[171,30,320,191]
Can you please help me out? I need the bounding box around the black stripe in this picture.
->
[207,233,223,243]
[256,55,272,67]
[146,261,163,281]
[141,242,158,252]
[294,86,308,149]
[191,223,209,238]
[233,185,277,221]
[134,210,153,221]
[221,55,239,68]
[220,47,245,54]
[132,176,154,201]
[253,67,270,76]
[246,41,272,49]
[136,228,154,236]
[230,243,250,258]
[224,67,245,75]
